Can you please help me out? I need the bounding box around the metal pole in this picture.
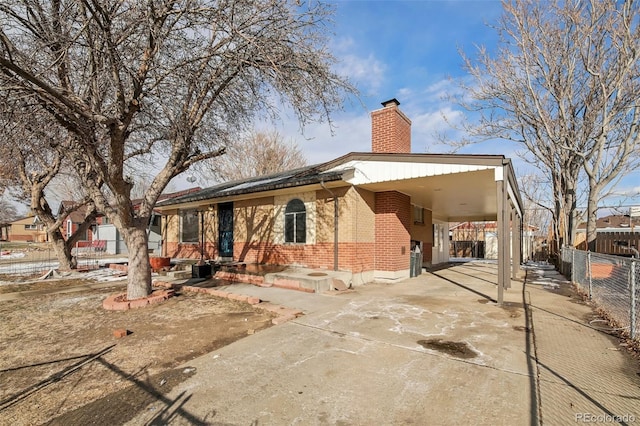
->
[496,175,506,305]
[630,259,636,340]
[587,251,592,300]
[200,211,205,262]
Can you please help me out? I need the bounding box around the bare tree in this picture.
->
[0,1,354,299]
[0,198,19,224]
[458,0,640,256]
[209,130,307,182]
[0,100,98,269]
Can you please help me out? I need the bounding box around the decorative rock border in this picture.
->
[181,285,261,305]
[214,271,266,286]
[103,289,175,311]
[152,280,303,325]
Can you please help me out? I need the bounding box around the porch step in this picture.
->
[264,269,352,293]
[166,270,192,279]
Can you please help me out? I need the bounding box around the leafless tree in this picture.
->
[0,100,98,269]
[209,130,308,182]
[0,1,354,299]
[0,198,19,224]
[458,0,640,256]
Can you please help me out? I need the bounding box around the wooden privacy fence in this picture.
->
[577,231,640,256]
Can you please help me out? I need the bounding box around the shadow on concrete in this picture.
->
[535,359,632,426]
[428,269,497,303]
[444,265,499,286]
[522,285,541,426]
[455,262,500,277]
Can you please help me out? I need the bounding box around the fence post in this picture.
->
[587,251,592,300]
[631,259,637,341]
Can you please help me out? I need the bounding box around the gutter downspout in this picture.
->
[320,179,339,271]
[162,214,168,257]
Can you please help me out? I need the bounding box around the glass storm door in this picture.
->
[218,202,234,258]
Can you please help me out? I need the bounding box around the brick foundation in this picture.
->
[166,241,375,274]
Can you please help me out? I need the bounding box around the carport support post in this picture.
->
[630,260,636,340]
[504,206,511,289]
[496,170,508,305]
[587,251,592,300]
[512,212,521,280]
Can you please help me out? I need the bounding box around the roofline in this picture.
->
[322,151,509,169]
[156,170,347,209]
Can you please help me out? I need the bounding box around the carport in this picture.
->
[327,151,524,303]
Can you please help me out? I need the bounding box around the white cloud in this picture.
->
[332,36,386,95]
[336,53,386,95]
[274,111,372,164]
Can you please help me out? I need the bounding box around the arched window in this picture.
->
[284,199,306,243]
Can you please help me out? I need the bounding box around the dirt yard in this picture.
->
[0,277,276,425]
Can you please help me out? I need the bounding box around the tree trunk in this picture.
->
[585,178,600,252]
[123,225,152,300]
[48,229,77,271]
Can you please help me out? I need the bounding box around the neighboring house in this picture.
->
[58,201,100,247]
[450,221,539,261]
[575,214,640,256]
[155,99,524,287]
[450,221,493,258]
[2,215,47,242]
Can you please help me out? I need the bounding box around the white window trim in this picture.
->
[179,209,200,244]
[274,192,316,245]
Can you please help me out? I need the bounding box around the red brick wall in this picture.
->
[234,242,375,273]
[167,242,217,260]
[166,241,375,273]
[371,101,411,153]
[375,191,411,271]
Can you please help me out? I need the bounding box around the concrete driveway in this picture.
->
[127,261,539,425]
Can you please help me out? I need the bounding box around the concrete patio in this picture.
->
[124,260,640,425]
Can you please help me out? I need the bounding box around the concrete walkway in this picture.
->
[524,263,640,425]
[119,261,640,425]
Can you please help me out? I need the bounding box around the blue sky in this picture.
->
[264,0,640,206]
[271,0,506,162]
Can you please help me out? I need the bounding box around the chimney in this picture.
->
[371,98,411,153]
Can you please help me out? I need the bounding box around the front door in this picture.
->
[218,202,234,258]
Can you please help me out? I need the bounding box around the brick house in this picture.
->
[58,201,100,246]
[1,215,47,242]
[155,99,524,290]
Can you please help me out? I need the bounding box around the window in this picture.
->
[24,224,38,230]
[66,219,73,238]
[180,209,199,243]
[413,205,424,224]
[284,199,306,243]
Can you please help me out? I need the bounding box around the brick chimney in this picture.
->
[371,98,411,153]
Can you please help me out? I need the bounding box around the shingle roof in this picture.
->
[156,163,348,207]
[577,214,636,230]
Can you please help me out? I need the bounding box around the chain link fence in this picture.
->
[561,247,639,341]
[0,239,156,277]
